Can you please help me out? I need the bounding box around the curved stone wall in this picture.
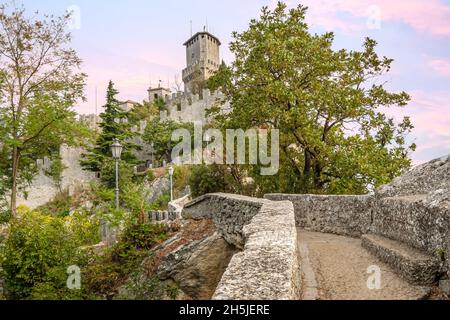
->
[264,194,374,237]
[181,193,300,300]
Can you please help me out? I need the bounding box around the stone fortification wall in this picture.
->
[181,193,300,300]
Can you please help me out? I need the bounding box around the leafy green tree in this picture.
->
[143,118,194,166]
[0,4,87,216]
[81,81,141,173]
[0,207,99,299]
[208,2,416,195]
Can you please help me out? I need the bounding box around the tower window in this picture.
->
[154,93,158,99]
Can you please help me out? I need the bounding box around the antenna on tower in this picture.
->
[206,17,209,32]
[190,20,193,37]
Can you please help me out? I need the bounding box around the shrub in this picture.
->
[0,207,99,299]
[84,222,170,299]
[149,193,171,211]
[188,164,228,198]
[37,190,72,218]
[0,209,11,224]
[117,273,179,300]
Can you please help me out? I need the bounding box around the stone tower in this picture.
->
[182,30,221,94]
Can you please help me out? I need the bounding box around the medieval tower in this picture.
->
[182,30,221,94]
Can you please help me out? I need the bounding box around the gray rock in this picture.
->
[182,193,266,248]
[147,177,170,204]
[439,280,450,296]
[213,200,300,300]
[157,233,237,300]
[377,155,450,198]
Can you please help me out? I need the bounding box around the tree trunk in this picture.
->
[304,150,311,175]
[10,146,20,217]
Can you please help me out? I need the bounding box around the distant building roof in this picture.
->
[148,87,170,92]
[119,100,139,105]
[183,31,221,46]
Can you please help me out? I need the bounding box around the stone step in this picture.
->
[361,234,440,285]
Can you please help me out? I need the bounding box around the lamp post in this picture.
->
[111,139,123,210]
[169,165,174,201]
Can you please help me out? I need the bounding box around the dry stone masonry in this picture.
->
[181,194,301,300]
[172,155,448,299]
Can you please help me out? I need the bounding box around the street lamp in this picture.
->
[111,139,123,210]
[168,164,174,201]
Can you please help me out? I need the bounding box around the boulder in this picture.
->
[147,177,170,204]
[157,232,237,300]
[377,155,450,198]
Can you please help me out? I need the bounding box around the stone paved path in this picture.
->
[297,229,430,300]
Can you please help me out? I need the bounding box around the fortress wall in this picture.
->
[17,145,96,209]
[181,193,300,300]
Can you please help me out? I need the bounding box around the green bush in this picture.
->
[84,222,170,299]
[0,209,11,224]
[188,165,228,198]
[149,193,171,211]
[117,273,179,300]
[0,207,99,300]
[37,190,72,218]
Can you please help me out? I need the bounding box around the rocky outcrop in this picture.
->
[377,155,449,198]
[153,194,300,300]
[157,232,237,299]
[147,177,170,204]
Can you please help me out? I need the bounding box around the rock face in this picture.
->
[157,232,237,300]
[147,177,170,204]
[377,155,449,198]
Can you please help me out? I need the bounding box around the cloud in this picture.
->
[382,90,450,164]
[282,0,450,36]
[428,57,450,76]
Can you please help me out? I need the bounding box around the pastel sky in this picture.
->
[19,0,450,164]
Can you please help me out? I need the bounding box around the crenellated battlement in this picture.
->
[161,88,229,124]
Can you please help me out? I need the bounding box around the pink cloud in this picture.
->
[284,0,450,36]
[428,57,450,76]
[382,90,450,164]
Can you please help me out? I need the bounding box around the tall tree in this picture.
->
[208,2,416,195]
[0,4,86,216]
[81,81,140,173]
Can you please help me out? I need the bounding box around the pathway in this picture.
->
[297,229,430,300]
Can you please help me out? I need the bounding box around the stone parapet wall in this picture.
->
[266,192,449,268]
[181,194,300,300]
[182,193,266,249]
[264,194,374,238]
[372,193,449,265]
